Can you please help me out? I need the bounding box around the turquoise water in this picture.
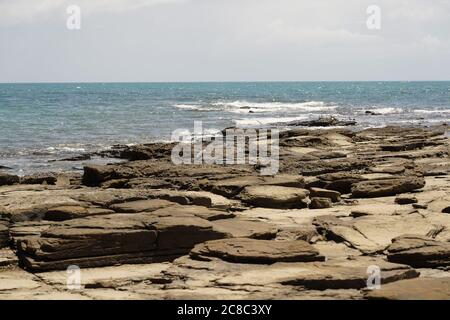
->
[1,82,449,174]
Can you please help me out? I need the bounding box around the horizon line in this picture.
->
[1,80,450,84]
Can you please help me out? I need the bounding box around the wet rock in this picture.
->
[0,173,19,186]
[309,187,341,202]
[190,238,325,264]
[386,235,450,268]
[351,177,425,198]
[239,185,309,208]
[20,173,57,185]
[280,116,356,128]
[309,197,332,209]
[395,195,418,205]
[365,277,450,300]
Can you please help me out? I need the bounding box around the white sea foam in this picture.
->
[234,116,309,127]
[365,107,403,115]
[413,109,450,114]
[175,101,338,114]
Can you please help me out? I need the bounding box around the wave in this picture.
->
[413,109,450,114]
[175,100,338,114]
[364,107,403,115]
[234,116,309,127]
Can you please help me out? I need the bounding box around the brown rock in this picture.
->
[109,199,176,213]
[386,235,450,268]
[0,173,19,186]
[395,195,418,205]
[351,177,425,198]
[365,278,450,300]
[309,197,332,209]
[190,238,325,264]
[239,185,309,208]
[309,187,341,202]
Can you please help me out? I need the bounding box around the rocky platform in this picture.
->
[0,125,449,300]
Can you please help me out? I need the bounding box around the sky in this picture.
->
[1,0,449,82]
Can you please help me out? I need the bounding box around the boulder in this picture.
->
[0,173,19,186]
[351,177,425,198]
[190,238,325,264]
[309,187,341,202]
[239,186,309,208]
[309,197,332,209]
[386,235,450,268]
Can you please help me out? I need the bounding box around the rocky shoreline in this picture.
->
[1,123,449,300]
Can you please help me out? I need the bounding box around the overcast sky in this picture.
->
[1,0,449,82]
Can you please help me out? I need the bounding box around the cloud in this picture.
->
[0,0,186,24]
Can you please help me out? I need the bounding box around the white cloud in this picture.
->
[0,0,186,24]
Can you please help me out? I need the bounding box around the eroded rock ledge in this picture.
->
[0,125,449,299]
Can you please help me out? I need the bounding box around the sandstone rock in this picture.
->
[151,205,235,221]
[20,173,57,185]
[386,235,450,268]
[0,248,18,266]
[0,173,19,186]
[395,195,418,205]
[365,277,450,300]
[190,238,325,264]
[316,172,364,194]
[207,175,305,197]
[211,218,278,239]
[351,177,425,198]
[239,185,309,208]
[0,221,10,248]
[308,151,347,159]
[309,187,341,202]
[16,212,227,271]
[309,197,332,209]
[109,199,176,213]
[216,258,418,290]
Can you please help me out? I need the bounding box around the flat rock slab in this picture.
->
[239,185,309,208]
[190,238,325,264]
[207,175,305,197]
[109,199,176,213]
[365,277,450,300]
[386,235,450,268]
[215,258,419,290]
[211,218,278,239]
[314,214,438,254]
[351,177,425,198]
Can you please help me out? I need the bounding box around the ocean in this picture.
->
[1,82,449,175]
